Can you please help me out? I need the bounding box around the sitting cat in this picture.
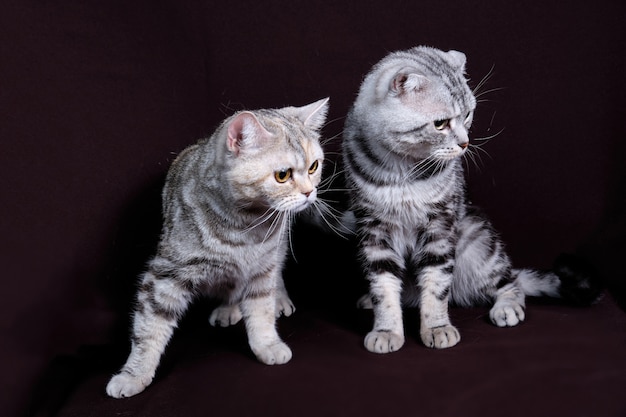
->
[341,46,599,354]
[106,98,329,398]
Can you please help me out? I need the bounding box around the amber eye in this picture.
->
[308,160,319,174]
[274,168,292,183]
[434,119,450,130]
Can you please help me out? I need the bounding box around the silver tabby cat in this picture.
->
[106,98,329,398]
[342,46,596,354]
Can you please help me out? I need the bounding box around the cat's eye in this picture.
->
[434,119,450,130]
[274,168,292,183]
[308,160,319,174]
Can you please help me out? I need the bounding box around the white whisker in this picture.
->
[319,166,345,190]
[311,199,354,239]
[462,147,483,172]
[473,127,505,143]
[240,207,277,234]
[472,64,495,96]
[404,155,439,181]
[320,132,343,147]
[263,208,289,245]
[281,211,297,262]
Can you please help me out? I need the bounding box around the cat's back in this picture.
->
[163,133,220,196]
[157,130,235,251]
[161,125,234,225]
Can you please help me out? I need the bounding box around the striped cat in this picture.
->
[106,98,329,398]
[342,46,599,353]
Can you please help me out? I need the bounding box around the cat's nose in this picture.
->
[303,191,312,198]
[459,142,469,149]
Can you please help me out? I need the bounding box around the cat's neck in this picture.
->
[367,136,459,184]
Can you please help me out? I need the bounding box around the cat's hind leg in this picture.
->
[452,210,525,327]
[489,282,526,327]
[209,276,294,327]
[106,270,191,398]
[209,303,243,327]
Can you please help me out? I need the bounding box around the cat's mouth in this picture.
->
[273,192,317,214]
[436,147,467,162]
[294,197,316,212]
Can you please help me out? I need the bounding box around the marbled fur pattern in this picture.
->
[343,46,565,353]
[106,98,329,398]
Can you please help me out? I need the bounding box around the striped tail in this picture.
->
[513,253,602,306]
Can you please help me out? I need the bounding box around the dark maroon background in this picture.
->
[2,1,625,416]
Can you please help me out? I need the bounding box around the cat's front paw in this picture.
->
[489,300,525,327]
[209,304,243,327]
[275,294,295,318]
[106,371,152,398]
[251,341,292,365]
[364,330,404,353]
[421,325,460,349]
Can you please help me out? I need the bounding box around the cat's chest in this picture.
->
[362,176,456,223]
[212,227,285,266]
[198,236,286,289]
[168,216,286,279]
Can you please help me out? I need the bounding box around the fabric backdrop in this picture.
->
[1,1,624,416]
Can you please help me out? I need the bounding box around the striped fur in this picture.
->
[106,98,329,398]
[342,46,575,353]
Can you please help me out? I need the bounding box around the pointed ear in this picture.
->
[390,71,428,96]
[226,112,273,156]
[285,98,330,131]
[301,97,329,130]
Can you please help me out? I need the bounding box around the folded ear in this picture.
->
[227,112,274,156]
[390,71,429,96]
[445,50,467,72]
[284,97,330,131]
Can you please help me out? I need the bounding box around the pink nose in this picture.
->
[459,142,469,149]
[303,191,312,198]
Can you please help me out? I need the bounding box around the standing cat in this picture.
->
[106,98,329,398]
[342,46,599,354]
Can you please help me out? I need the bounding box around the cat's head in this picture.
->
[354,46,476,164]
[224,98,329,213]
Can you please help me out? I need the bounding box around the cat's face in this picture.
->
[240,126,324,213]
[225,99,328,213]
[356,47,476,164]
[390,91,475,163]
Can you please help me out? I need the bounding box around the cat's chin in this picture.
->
[437,152,465,162]
[290,200,315,213]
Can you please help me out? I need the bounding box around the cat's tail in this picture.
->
[513,253,603,306]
